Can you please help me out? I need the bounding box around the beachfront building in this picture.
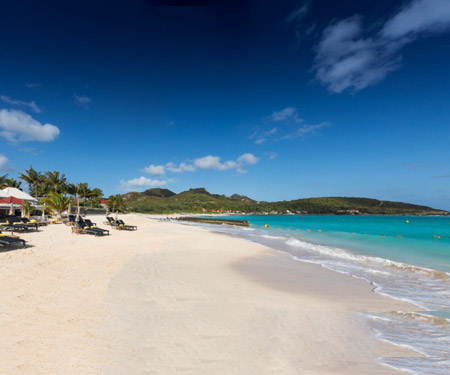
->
[0,187,38,216]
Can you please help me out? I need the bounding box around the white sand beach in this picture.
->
[0,214,419,374]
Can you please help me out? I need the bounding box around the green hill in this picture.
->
[122,188,447,215]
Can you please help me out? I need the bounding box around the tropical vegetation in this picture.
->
[1,167,112,216]
[124,188,448,215]
[2,168,447,216]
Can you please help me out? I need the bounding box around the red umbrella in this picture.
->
[0,196,24,215]
[0,196,24,204]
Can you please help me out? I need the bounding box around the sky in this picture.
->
[1,0,450,209]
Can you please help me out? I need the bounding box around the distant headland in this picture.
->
[123,188,449,216]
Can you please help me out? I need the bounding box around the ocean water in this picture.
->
[189,215,450,375]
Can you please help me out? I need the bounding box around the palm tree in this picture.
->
[20,166,43,198]
[66,182,94,215]
[22,200,35,218]
[78,182,92,203]
[0,174,8,189]
[41,192,71,216]
[44,171,67,193]
[89,187,103,208]
[36,181,51,197]
[106,195,126,214]
[5,178,22,189]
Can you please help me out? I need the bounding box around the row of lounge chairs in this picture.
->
[0,215,44,250]
[0,214,138,250]
[68,215,137,236]
[0,215,41,233]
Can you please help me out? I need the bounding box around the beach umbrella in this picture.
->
[0,196,23,214]
[0,196,23,204]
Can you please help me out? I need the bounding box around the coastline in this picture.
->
[0,214,419,374]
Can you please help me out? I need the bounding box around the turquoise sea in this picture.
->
[190,215,450,375]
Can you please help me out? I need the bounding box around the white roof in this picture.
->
[0,187,38,203]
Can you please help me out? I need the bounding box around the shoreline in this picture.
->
[1,214,420,374]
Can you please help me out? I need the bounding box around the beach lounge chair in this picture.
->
[21,217,47,227]
[7,216,39,231]
[0,217,29,232]
[106,216,116,226]
[65,215,77,226]
[106,217,136,231]
[83,219,109,235]
[0,231,26,249]
[75,219,109,236]
[117,220,137,231]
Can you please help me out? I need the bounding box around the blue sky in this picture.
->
[1,0,450,209]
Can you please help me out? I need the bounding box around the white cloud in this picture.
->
[25,83,41,88]
[314,0,450,93]
[0,109,60,143]
[144,164,166,176]
[237,153,259,165]
[0,154,8,171]
[194,155,235,170]
[282,122,331,139]
[1,95,41,113]
[382,0,450,39]
[314,16,401,93]
[140,153,259,182]
[166,162,195,173]
[194,153,259,174]
[119,176,167,191]
[268,107,302,123]
[74,94,91,106]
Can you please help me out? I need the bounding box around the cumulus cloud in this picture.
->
[166,162,195,173]
[314,0,450,93]
[194,155,237,170]
[237,153,259,165]
[193,153,259,174]
[140,153,259,181]
[119,176,167,191]
[282,122,332,139]
[144,164,166,176]
[0,109,60,143]
[1,95,41,113]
